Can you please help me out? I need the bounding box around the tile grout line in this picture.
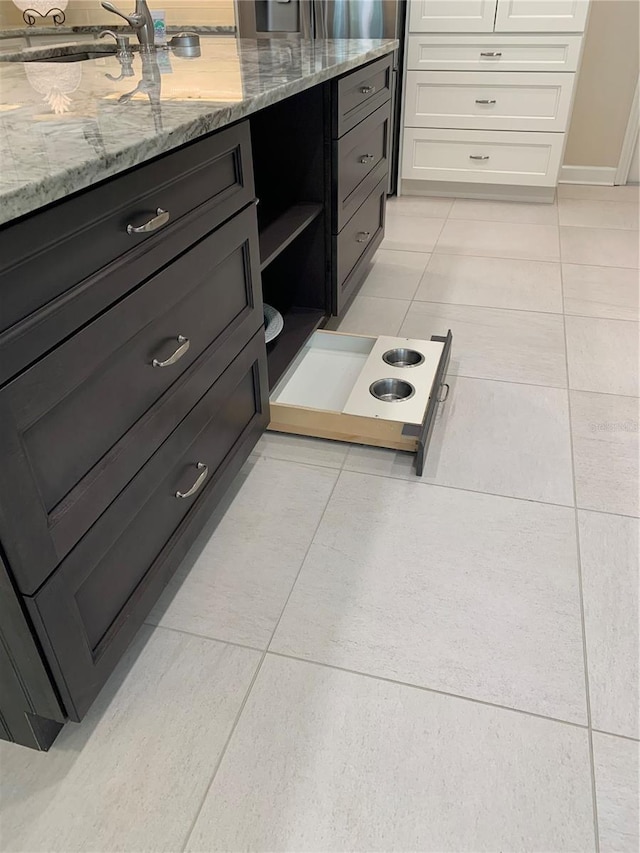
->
[266,649,591,733]
[178,470,343,853]
[409,297,640,325]
[150,618,640,741]
[560,262,601,853]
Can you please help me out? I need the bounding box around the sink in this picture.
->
[0,46,118,63]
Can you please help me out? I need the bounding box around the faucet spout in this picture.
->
[100,0,155,51]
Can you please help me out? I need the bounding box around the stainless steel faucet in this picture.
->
[101,0,155,52]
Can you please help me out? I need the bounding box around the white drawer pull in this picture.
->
[480,51,502,57]
[176,462,208,499]
[469,155,490,161]
[152,335,190,367]
[475,99,496,105]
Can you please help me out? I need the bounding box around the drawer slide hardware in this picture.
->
[359,153,375,164]
[127,207,170,235]
[469,155,490,160]
[438,382,450,403]
[152,334,190,367]
[480,51,502,57]
[356,231,371,243]
[475,99,497,105]
[175,461,208,499]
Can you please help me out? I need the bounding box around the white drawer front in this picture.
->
[401,128,564,186]
[409,0,498,32]
[405,71,575,132]
[494,0,589,33]
[407,34,583,71]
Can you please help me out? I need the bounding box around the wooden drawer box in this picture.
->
[333,54,392,137]
[334,178,386,314]
[334,101,391,232]
[404,71,575,132]
[26,330,268,721]
[401,127,564,186]
[406,34,583,72]
[270,329,452,476]
[0,122,254,341]
[0,206,262,595]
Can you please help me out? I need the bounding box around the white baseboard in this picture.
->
[559,165,617,185]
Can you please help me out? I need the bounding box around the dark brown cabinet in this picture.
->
[0,55,392,750]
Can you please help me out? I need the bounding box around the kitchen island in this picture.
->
[0,35,397,749]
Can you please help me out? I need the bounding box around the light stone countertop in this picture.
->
[0,36,397,225]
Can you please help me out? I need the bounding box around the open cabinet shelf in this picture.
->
[259,203,323,271]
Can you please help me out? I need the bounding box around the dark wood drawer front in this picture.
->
[334,54,392,137]
[0,206,262,595]
[335,101,390,232]
[336,179,386,288]
[27,331,269,720]
[0,122,254,339]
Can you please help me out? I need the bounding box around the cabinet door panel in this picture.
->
[0,206,262,595]
[495,0,589,32]
[409,0,498,32]
[27,331,268,721]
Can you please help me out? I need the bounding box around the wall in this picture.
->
[564,0,639,169]
[0,0,236,28]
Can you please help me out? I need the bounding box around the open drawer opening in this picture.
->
[269,329,452,476]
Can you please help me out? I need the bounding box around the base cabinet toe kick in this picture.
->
[0,51,450,750]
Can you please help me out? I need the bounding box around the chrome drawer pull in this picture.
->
[356,231,371,242]
[360,85,375,94]
[175,462,208,499]
[152,335,190,367]
[359,153,375,164]
[469,155,490,161]
[475,99,496,105]
[127,207,170,235]
[480,51,502,57]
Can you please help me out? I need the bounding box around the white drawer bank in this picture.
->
[400,0,590,201]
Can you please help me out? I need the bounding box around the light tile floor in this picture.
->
[1,185,638,853]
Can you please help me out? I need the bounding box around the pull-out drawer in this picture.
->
[334,101,391,232]
[334,178,387,315]
[26,330,268,721]
[0,122,254,338]
[405,71,575,132]
[334,54,392,137]
[402,128,564,186]
[0,205,262,595]
[269,329,452,475]
[407,34,583,72]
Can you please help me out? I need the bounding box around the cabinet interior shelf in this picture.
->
[259,203,323,271]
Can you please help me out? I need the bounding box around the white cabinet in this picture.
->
[409,0,498,32]
[402,128,564,186]
[494,0,589,33]
[401,0,589,197]
[404,70,575,132]
[406,34,583,72]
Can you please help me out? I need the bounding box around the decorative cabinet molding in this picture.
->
[409,0,498,32]
[494,0,589,33]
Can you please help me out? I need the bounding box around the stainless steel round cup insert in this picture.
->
[369,378,415,403]
[382,348,425,368]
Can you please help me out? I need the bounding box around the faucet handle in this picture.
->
[101,1,142,26]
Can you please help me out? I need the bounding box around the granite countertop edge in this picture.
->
[0,39,397,226]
